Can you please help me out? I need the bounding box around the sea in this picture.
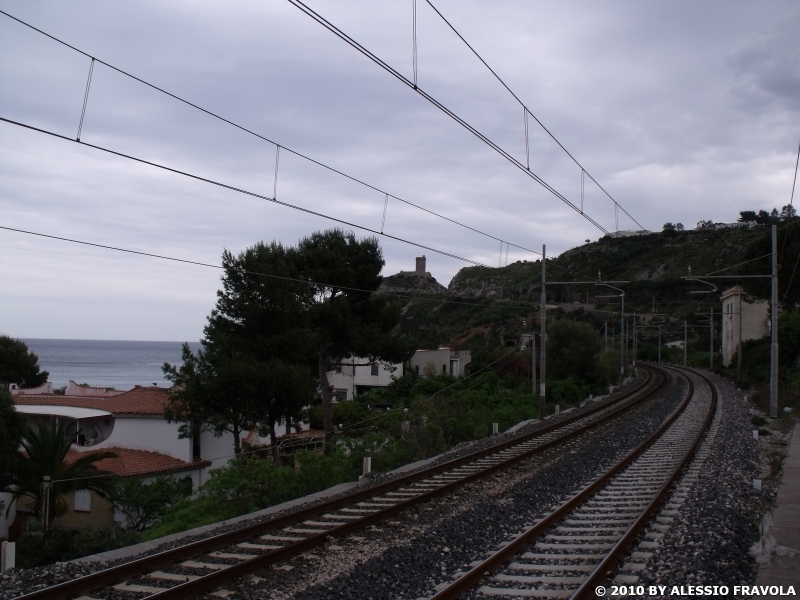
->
[23,339,202,391]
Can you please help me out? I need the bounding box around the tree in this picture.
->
[114,476,190,531]
[739,211,758,223]
[781,204,797,221]
[0,335,49,388]
[756,210,772,225]
[696,220,715,230]
[662,222,677,233]
[295,229,414,451]
[0,386,26,491]
[164,242,315,460]
[675,223,685,231]
[4,419,116,526]
[547,320,605,386]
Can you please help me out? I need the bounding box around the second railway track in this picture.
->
[429,364,717,600]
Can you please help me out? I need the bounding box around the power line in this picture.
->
[423,0,645,232]
[0,116,488,268]
[0,8,541,259]
[780,141,799,302]
[285,0,620,236]
[0,225,541,310]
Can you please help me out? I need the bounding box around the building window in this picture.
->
[442,364,447,374]
[371,364,379,376]
[74,489,91,512]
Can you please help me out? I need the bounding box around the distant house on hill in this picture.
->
[409,348,471,378]
[327,357,402,401]
[610,230,652,238]
[325,347,472,401]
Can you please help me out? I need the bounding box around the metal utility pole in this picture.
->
[540,244,546,420]
[596,283,625,384]
[771,224,779,418]
[532,333,536,396]
[684,320,687,366]
[658,324,662,363]
[738,295,743,383]
[604,320,608,353]
[632,312,637,366]
[709,307,714,370]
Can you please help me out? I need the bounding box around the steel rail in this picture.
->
[428,363,709,600]
[15,367,661,600]
[571,365,718,599]
[143,367,668,599]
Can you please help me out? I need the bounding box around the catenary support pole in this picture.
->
[738,292,743,383]
[684,320,687,366]
[709,306,714,370]
[532,333,536,396]
[770,224,779,418]
[540,245,546,420]
[658,325,661,363]
[620,293,625,383]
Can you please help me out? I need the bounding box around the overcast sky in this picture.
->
[1,1,798,341]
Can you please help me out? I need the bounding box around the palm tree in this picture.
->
[5,418,117,527]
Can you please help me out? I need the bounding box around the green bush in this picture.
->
[547,379,588,406]
[16,525,139,568]
[141,497,235,540]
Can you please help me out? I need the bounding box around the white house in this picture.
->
[409,348,471,378]
[6,385,258,536]
[327,357,403,401]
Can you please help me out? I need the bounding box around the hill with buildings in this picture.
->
[386,219,799,352]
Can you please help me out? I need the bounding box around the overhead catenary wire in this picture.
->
[704,253,772,276]
[0,116,488,268]
[0,225,542,309]
[0,9,541,259]
[284,0,622,236]
[780,140,800,301]
[422,0,645,231]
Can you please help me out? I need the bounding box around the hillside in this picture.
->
[384,221,799,351]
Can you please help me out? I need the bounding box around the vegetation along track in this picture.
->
[429,364,717,600]
[16,364,674,600]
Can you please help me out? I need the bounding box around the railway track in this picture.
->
[15,364,676,600]
[428,364,717,600]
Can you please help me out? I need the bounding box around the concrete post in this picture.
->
[362,456,372,477]
[1,541,14,573]
[41,476,51,533]
[492,422,499,435]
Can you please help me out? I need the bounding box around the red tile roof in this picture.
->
[67,447,211,478]
[13,386,170,416]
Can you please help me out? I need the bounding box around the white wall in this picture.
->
[0,492,16,540]
[200,429,239,470]
[88,416,192,462]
